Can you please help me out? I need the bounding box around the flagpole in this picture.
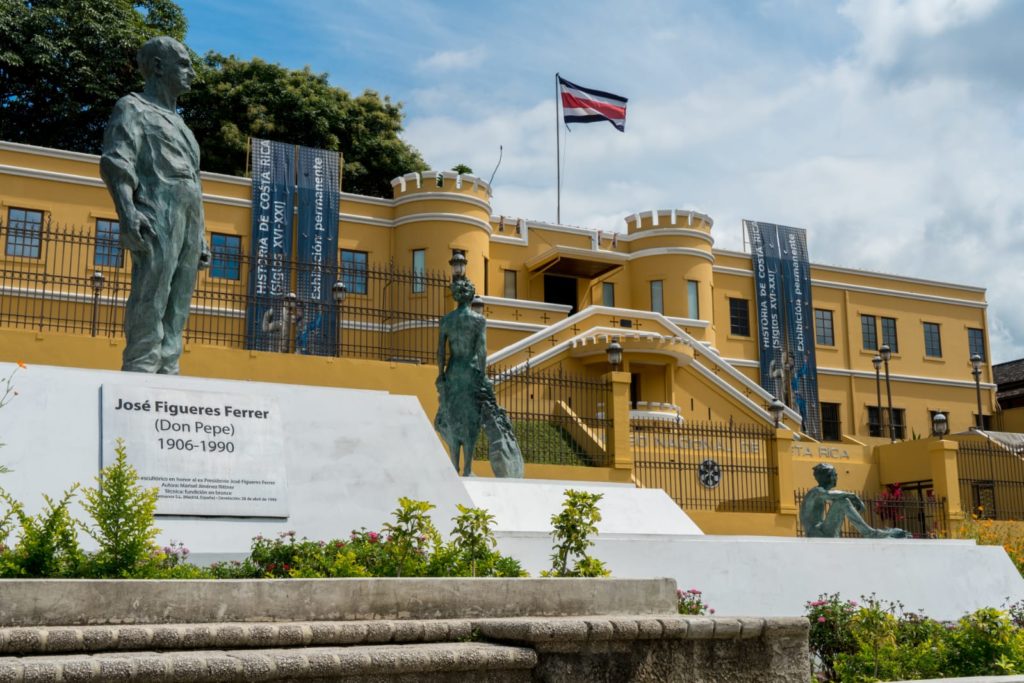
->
[555,72,561,224]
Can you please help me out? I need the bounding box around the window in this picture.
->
[503,269,517,299]
[968,328,985,361]
[861,314,878,351]
[892,408,906,440]
[972,481,996,519]
[602,282,615,307]
[5,207,43,258]
[881,317,898,352]
[814,309,834,346]
[483,257,489,295]
[412,249,425,293]
[94,219,123,268]
[687,280,699,318]
[209,233,241,280]
[729,298,750,337]
[974,413,994,430]
[867,406,905,439]
[923,322,942,358]
[867,406,884,438]
[650,280,663,314]
[341,249,368,295]
[821,403,841,442]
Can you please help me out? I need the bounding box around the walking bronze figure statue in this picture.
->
[435,276,523,477]
[100,36,210,374]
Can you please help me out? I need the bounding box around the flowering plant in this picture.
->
[676,588,714,615]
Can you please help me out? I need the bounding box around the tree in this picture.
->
[0,0,187,153]
[451,164,473,175]
[182,53,427,197]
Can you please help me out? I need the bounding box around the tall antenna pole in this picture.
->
[555,73,561,224]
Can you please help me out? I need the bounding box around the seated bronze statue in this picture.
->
[800,463,909,539]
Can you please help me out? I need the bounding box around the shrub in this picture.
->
[677,588,714,615]
[0,485,82,577]
[544,489,609,577]
[80,439,160,577]
[381,497,439,577]
[429,504,526,577]
[807,593,859,681]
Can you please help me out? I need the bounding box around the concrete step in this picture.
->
[0,642,538,682]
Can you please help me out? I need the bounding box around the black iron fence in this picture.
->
[478,363,612,467]
[632,420,778,512]
[0,221,451,364]
[795,487,948,538]
[957,440,1024,520]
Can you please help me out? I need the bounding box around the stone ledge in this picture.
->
[0,643,538,682]
[0,578,676,626]
[0,616,810,657]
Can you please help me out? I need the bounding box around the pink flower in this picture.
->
[367,531,380,543]
[817,616,826,623]
[848,600,858,607]
[709,608,715,614]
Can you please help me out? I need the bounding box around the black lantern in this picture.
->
[606,339,623,370]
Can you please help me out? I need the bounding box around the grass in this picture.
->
[474,419,591,467]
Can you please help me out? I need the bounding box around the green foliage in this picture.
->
[451,164,473,174]
[0,0,187,152]
[182,53,427,196]
[80,439,160,577]
[429,504,525,578]
[0,485,83,577]
[381,497,439,577]
[544,489,609,577]
[809,594,1024,681]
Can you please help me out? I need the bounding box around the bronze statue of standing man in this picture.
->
[101,36,210,374]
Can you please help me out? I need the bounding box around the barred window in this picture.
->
[861,314,878,351]
[729,298,750,337]
[210,233,241,280]
[5,207,44,258]
[94,219,123,268]
[821,402,841,441]
[815,309,834,346]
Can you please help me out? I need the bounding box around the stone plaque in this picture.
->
[101,384,288,517]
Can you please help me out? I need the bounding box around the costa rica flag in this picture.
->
[558,75,628,132]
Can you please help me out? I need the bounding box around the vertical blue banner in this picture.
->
[245,138,295,352]
[295,145,340,356]
[745,220,786,402]
[777,225,821,440]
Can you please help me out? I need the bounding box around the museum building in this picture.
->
[0,139,1015,536]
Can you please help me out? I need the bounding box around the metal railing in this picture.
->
[632,420,779,512]
[0,221,451,364]
[795,488,948,538]
[957,440,1024,520]
[477,363,612,467]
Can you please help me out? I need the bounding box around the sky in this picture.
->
[177,0,1024,363]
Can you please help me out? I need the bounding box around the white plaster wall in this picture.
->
[0,363,473,558]
[463,478,703,535]
[492,531,1024,621]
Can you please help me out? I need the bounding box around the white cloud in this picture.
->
[415,47,485,72]
[402,1,1024,361]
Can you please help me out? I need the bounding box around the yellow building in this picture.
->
[0,139,1013,536]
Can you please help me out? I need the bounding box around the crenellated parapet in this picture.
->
[389,171,494,283]
[625,209,713,235]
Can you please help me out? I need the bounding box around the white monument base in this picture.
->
[463,478,703,535]
[2,363,1021,620]
[491,532,1024,621]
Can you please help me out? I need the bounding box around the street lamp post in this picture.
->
[332,281,347,358]
[872,354,883,437]
[931,411,948,438]
[971,353,984,429]
[880,344,896,442]
[90,270,104,337]
[449,252,467,281]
